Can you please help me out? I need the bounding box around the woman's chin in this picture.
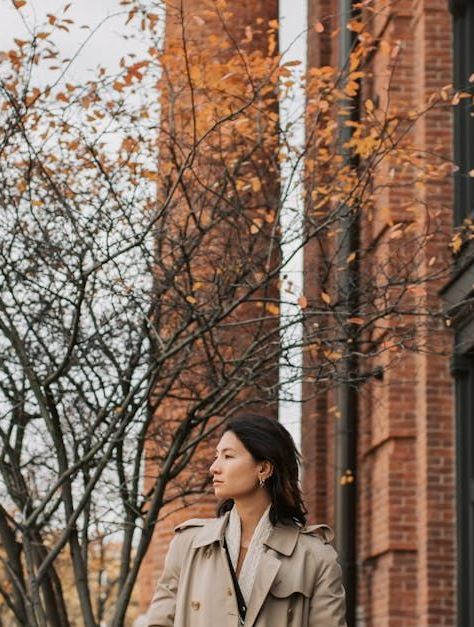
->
[213,484,232,499]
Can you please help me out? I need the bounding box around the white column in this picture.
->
[278,1,307,452]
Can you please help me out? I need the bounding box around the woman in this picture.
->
[146,414,347,626]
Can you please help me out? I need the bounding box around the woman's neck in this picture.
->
[234,492,271,544]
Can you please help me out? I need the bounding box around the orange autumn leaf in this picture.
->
[142,170,159,180]
[347,20,364,33]
[347,317,364,325]
[251,177,262,192]
[266,303,279,316]
[298,295,308,309]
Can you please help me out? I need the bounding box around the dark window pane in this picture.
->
[451,0,474,225]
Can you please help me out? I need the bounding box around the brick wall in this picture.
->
[304,0,457,625]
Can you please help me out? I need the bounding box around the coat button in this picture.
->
[191,601,200,611]
[227,588,233,597]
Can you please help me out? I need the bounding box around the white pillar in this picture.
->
[278,1,307,453]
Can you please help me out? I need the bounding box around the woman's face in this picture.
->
[209,430,264,500]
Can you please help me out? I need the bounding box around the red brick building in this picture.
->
[138,1,474,626]
[303,1,469,626]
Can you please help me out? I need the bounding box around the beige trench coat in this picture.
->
[146,511,347,627]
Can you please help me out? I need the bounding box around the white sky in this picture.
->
[0,0,147,83]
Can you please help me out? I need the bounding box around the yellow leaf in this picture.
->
[347,252,356,263]
[36,32,51,39]
[13,0,27,7]
[251,177,262,192]
[365,98,374,112]
[266,303,279,315]
[321,291,331,304]
[324,349,342,361]
[185,295,197,304]
[451,232,463,254]
[268,19,279,29]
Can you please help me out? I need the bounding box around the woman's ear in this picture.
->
[261,460,273,479]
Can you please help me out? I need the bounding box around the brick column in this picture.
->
[138,0,279,616]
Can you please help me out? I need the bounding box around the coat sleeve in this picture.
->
[145,535,182,627]
[308,542,347,627]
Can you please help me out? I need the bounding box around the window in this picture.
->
[450,0,474,225]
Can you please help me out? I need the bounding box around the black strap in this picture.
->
[223,540,247,624]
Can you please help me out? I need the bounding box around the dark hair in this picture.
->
[216,413,307,526]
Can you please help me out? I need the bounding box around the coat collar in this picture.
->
[264,523,299,556]
[191,511,299,556]
[191,511,230,548]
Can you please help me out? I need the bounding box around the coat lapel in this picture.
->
[244,550,281,626]
[244,524,300,626]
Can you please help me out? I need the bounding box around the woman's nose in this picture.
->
[209,459,220,475]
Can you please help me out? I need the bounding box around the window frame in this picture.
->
[450,0,474,226]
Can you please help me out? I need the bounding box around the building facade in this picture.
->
[138,1,473,626]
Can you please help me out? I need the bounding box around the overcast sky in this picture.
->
[0,0,147,84]
[0,0,306,78]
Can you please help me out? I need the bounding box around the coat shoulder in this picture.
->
[174,517,209,533]
[300,523,334,544]
[298,524,340,573]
